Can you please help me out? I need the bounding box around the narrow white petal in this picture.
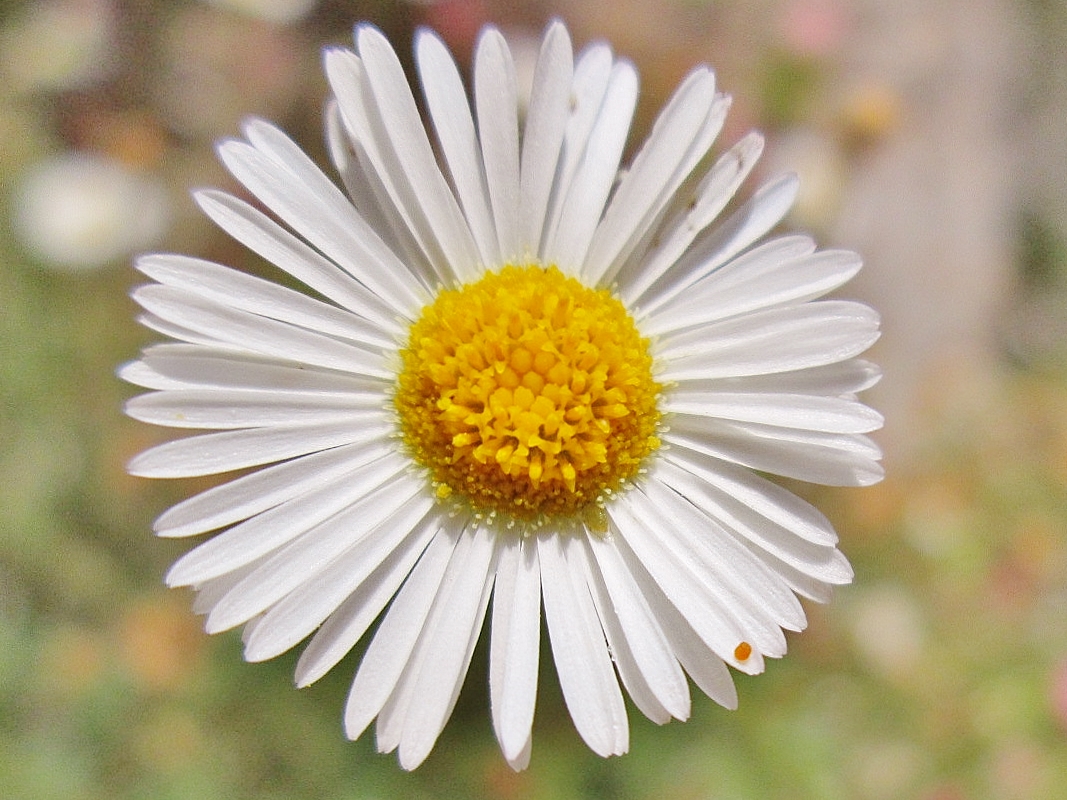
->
[324,48,442,290]
[136,254,394,350]
[136,311,225,349]
[372,519,481,754]
[663,391,884,434]
[644,247,862,336]
[194,189,406,334]
[610,489,763,673]
[190,557,265,617]
[672,358,881,397]
[638,475,806,649]
[538,532,628,757]
[295,512,450,687]
[356,25,482,282]
[204,467,423,634]
[128,419,389,478]
[164,445,400,585]
[518,20,573,257]
[118,360,174,390]
[323,101,411,261]
[416,28,500,267]
[394,526,499,770]
[490,535,541,764]
[126,388,381,430]
[343,520,464,742]
[540,42,612,251]
[244,495,437,662]
[132,284,391,378]
[637,173,800,315]
[217,135,428,314]
[129,343,388,396]
[665,417,885,487]
[543,59,638,271]
[583,68,720,285]
[610,536,738,709]
[584,535,691,723]
[474,27,521,261]
[656,446,841,546]
[655,301,881,381]
[654,457,852,586]
[153,439,386,538]
[234,119,430,306]
[618,132,765,305]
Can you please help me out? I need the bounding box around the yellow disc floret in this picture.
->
[394,264,662,527]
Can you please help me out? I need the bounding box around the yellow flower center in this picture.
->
[394,264,662,529]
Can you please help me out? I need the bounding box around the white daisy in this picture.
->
[123,20,882,771]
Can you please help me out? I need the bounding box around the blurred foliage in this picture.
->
[2,1,1067,799]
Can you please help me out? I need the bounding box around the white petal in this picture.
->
[128,419,389,478]
[294,512,447,687]
[539,41,612,253]
[392,526,499,770]
[672,358,881,397]
[190,557,265,617]
[663,391,884,434]
[665,417,885,486]
[665,392,883,435]
[542,59,638,271]
[655,301,881,381]
[132,284,391,378]
[372,518,482,754]
[655,456,853,586]
[235,118,430,306]
[152,438,386,538]
[637,173,799,315]
[136,310,225,349]
[126,388,381,430]
[323,48,441,290]
[200,462,422,632]
[610,488,764,673]
[518,20,573,257]
[136,253,394,350]
[355,25,482,281]
[244,495,437,662]
[538,531,628,757]
[474,27,522,261]
[416,28,499,267]
[217,134,427,314]
[644,246,862,336]
[637,475,806,649]
[611,538,738,709]
[324,101,422,269]
[490,534,541,764]
[617,131,763,304]
[343,520,464,742]
[194,189,406,334]
[583,67,721,285]
[128,343,388,395]
[655,446,840,546]
[164,445,400,585]
[585,535,690,723]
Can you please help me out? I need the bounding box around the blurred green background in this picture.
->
[3,0,1067,798]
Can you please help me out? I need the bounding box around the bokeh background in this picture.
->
[3,0,1066,798]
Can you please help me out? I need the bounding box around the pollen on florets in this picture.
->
[394,264,662,529]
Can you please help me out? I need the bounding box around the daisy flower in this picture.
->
[123,20,882,770]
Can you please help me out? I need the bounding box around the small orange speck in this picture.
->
[734,642,752,661]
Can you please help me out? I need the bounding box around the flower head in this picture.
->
[124,20,882,770]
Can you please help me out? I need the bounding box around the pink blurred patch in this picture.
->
[779,0,850,58]
[1049,658,1067,732]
